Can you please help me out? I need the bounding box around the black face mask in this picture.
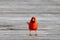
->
[31,18,35,23]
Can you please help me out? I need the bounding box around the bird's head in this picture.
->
[31,16,36,23]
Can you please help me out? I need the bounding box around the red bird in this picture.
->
[27,16,38,36]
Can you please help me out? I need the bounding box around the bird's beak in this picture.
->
[32,19,35,21]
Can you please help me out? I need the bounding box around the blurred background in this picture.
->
[0,0,60,40]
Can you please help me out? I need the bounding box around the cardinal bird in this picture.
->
[27,16,38,36]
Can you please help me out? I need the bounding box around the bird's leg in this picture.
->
[35,31,37,36]
[29,31,32,36]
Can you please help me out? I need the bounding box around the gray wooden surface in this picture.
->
[0,0,60,40]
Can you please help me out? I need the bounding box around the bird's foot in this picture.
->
[29,34,32,36]
[35,34,37,36]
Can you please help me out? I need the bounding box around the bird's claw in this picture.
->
[35,34,37,36]
[29,34,32,36]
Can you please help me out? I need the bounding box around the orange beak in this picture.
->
[32,19,35,21]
